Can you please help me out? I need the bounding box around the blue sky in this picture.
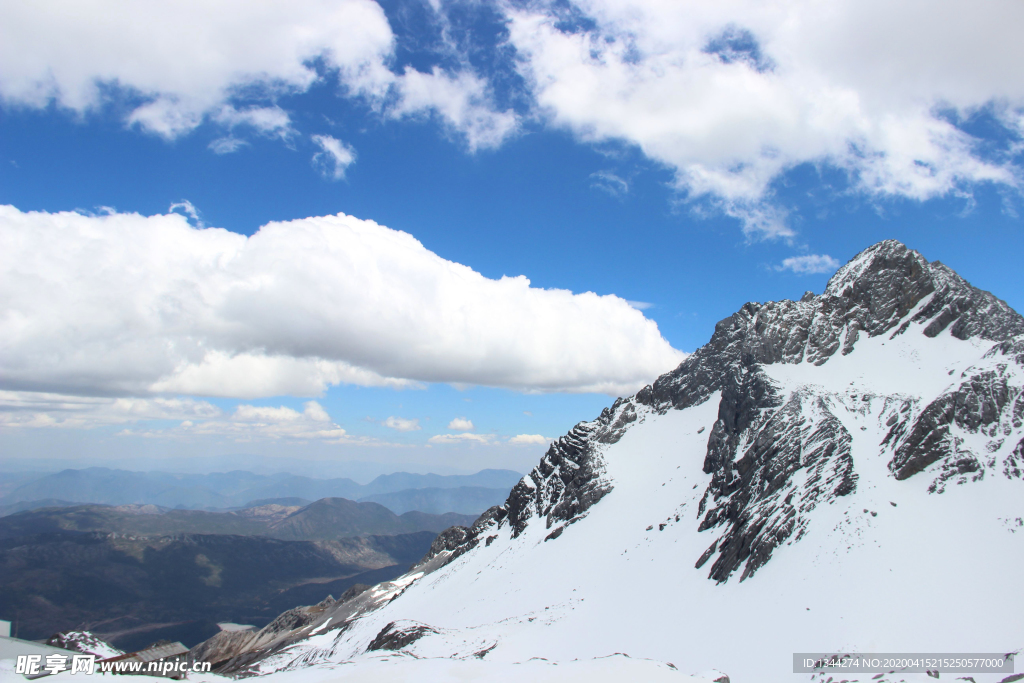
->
[1,0,1023,479]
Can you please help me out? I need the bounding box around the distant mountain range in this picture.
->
[0,467,522,515]
[0,498,477,541]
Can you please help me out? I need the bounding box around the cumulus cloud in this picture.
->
[447,417,474,431]
[383,416,421,432]
[175,400,355,442]
[505,0,1024,237]
[775,254,841,275]
[0,1,515,151]
[0,1,394,136]
[508,434,548,445]
[0,206,683,399]
[312,135,357,180]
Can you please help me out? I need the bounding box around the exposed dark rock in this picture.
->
[419,525,470,564]
[697,391,857,582]
[889,336,1024,483]
[366,620,437,652]
[503,419,613,539]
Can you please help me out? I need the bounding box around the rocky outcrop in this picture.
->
[887,334,1024,488]
[696,390,857,581]
[366,621,438,652]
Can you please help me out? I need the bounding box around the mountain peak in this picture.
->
[823,239,924,298]
[822,239,1023,344]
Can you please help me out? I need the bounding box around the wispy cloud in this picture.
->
[391,67,518,152]
[208,136,248,154]
[0,392,368,444]
[589,171,630,197]
[775,254,840,275]
[214,105,292,138]
[0,391,220,430]
[168,199,204,227]
[311,134,357,180]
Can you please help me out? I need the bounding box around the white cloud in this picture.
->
[0,390,360,443]
[0,206,683,399]
[505,0,1024,237]
[149,352,414,398]
[428,432,494,445]
[168,200,203,227]
[590,171,630,197]
[391,67,518,151]
[775,254,841,275]
[447,417,474,431]
[508,434,548,445]
[625,300,653,311]
[312,134,357,180]
[426,432,549,446]
[383,416,421,432]
[175,400,354,442]
[209,137,248,155]
[0,2,518,153]
[0,0,395,137]
[0,391,220,429]
[214,105,292,137]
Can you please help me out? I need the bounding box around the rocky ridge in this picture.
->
[434,240,1024,582]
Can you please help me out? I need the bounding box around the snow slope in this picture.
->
[186,241,1024,683]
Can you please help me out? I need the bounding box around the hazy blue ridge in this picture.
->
[359,486,512,515]
[0,468,522,510]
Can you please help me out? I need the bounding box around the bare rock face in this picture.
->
[437,240,1024,582]
[888,334,1024,487]
[696,388,857,582]
[366,621,438,652]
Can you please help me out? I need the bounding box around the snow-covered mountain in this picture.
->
[195,241,1024,683]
